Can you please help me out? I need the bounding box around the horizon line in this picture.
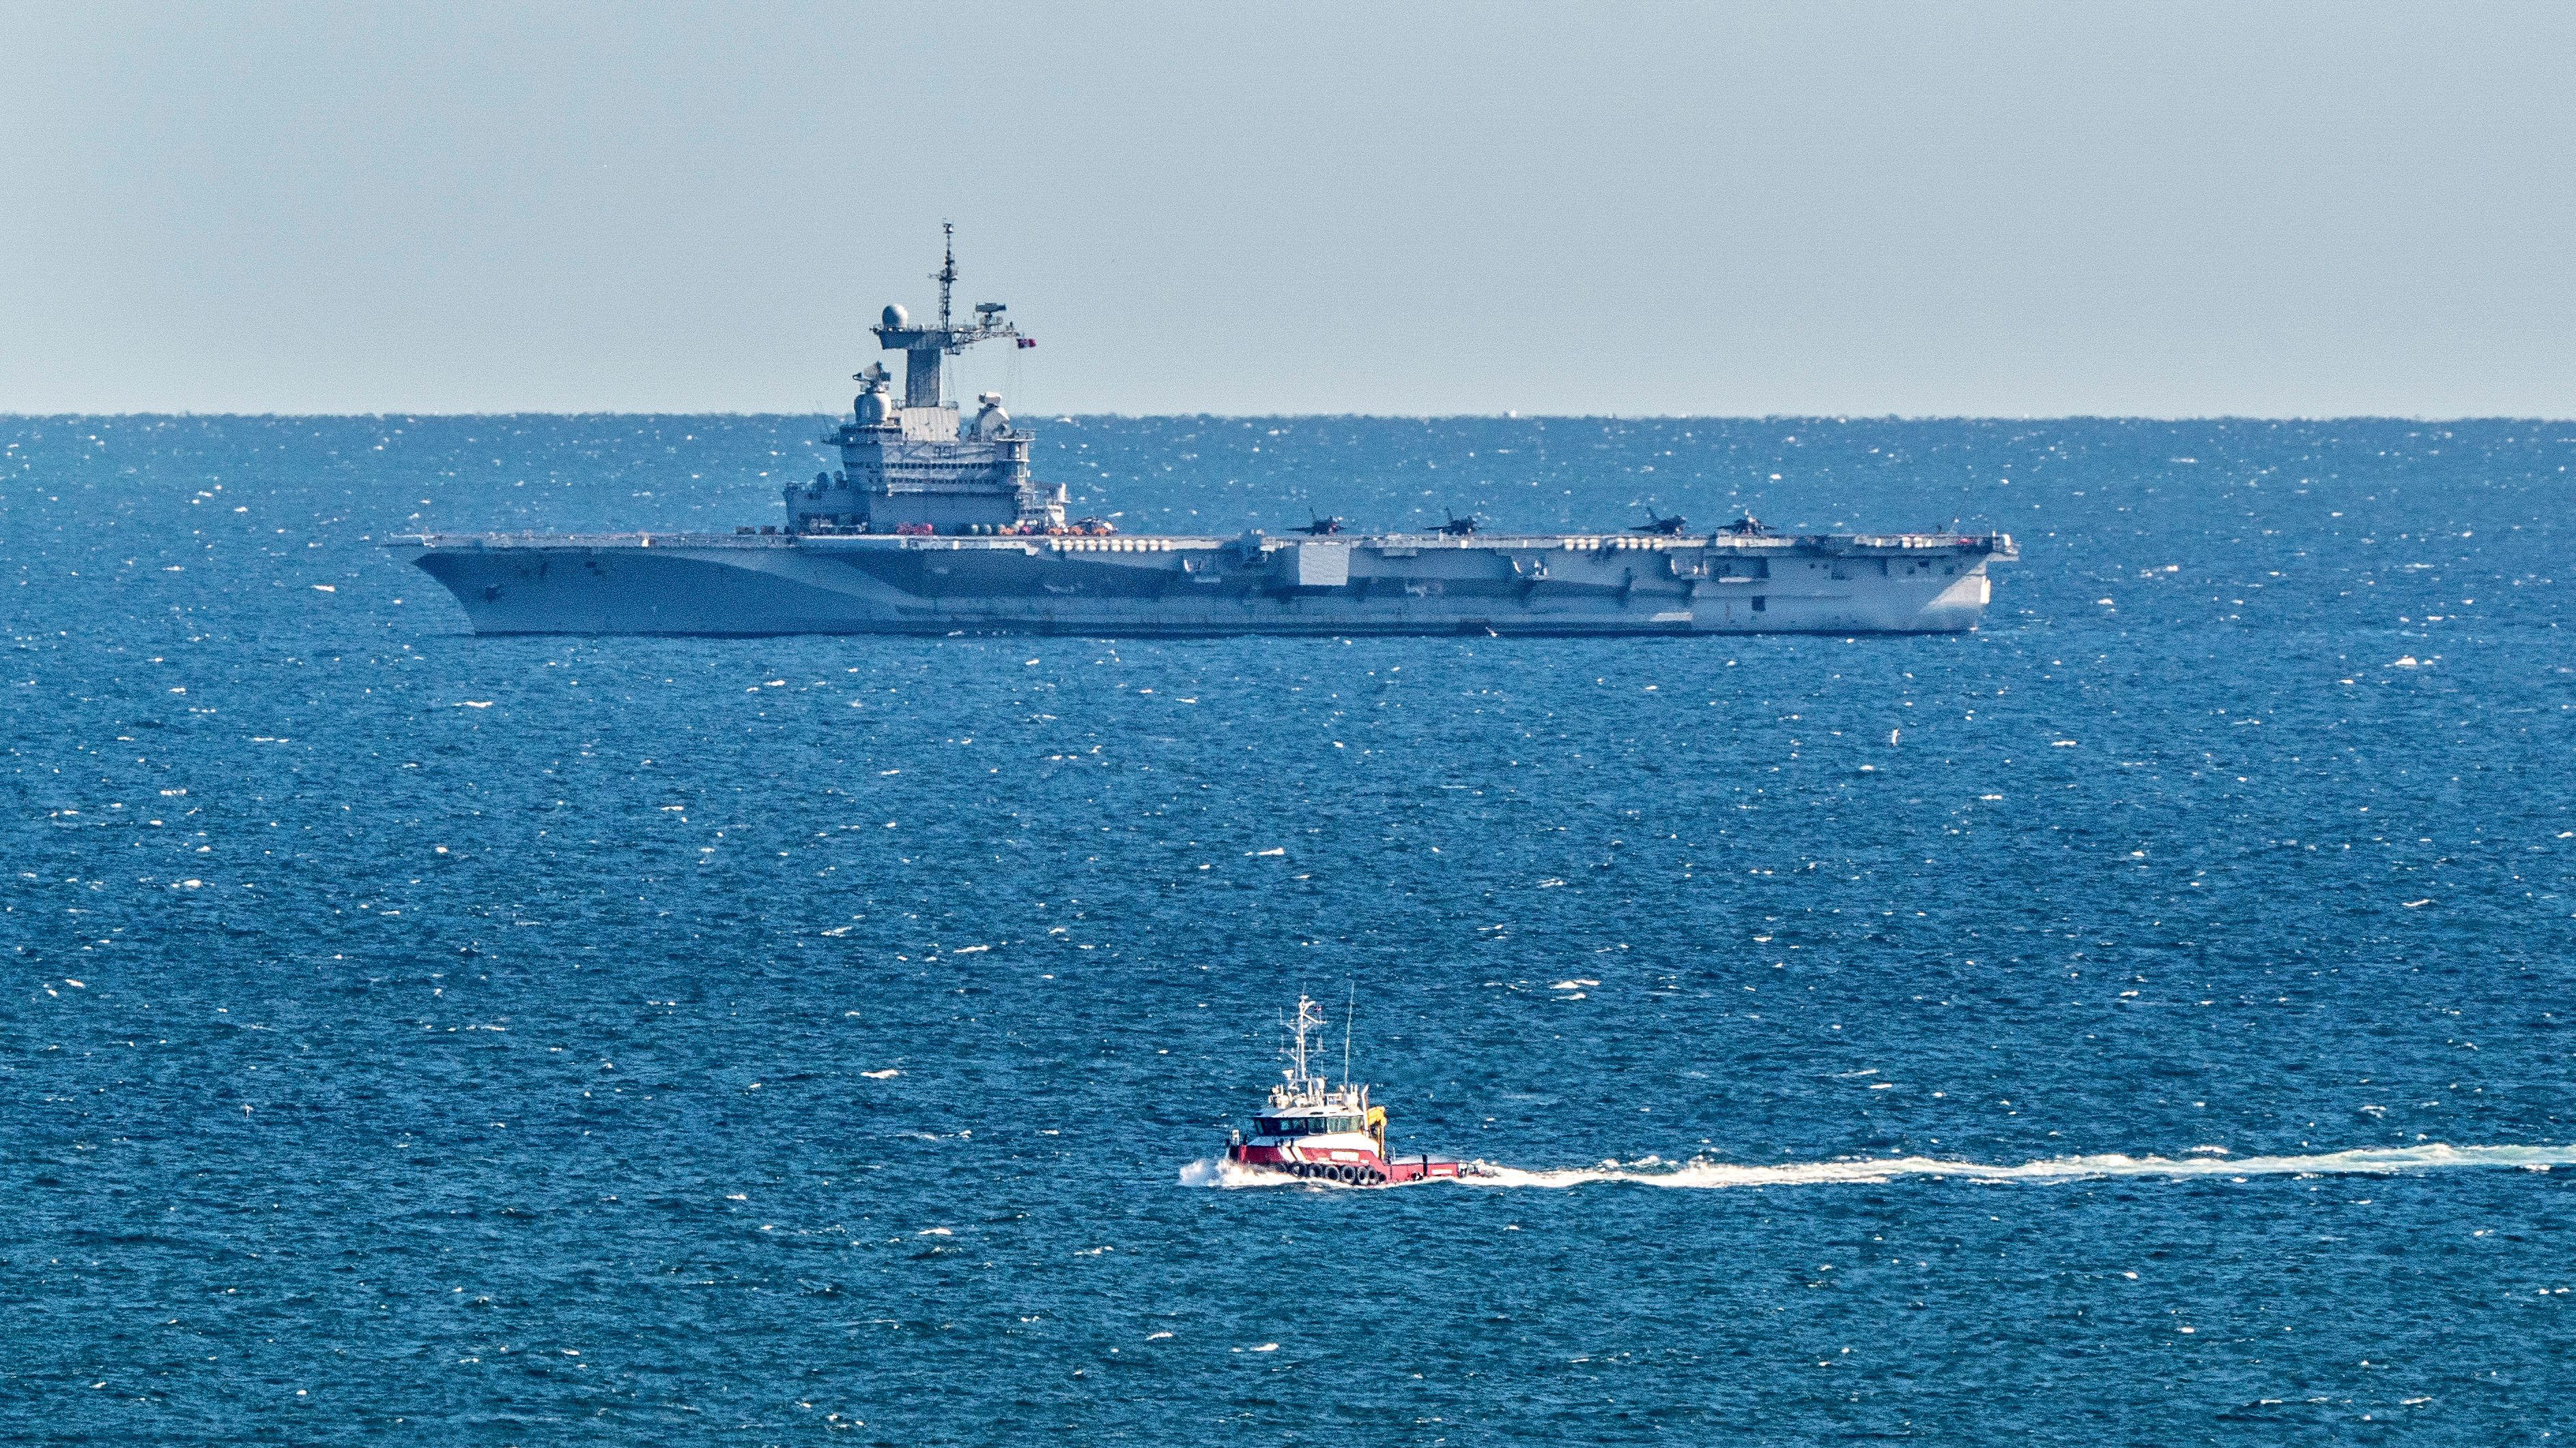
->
[5,410,2573,426]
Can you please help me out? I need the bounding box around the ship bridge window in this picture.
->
[1261,1114,1371,1135]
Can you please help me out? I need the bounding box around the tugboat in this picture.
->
[1225,994,1468,1186]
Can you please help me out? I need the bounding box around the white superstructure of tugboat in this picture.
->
[1226,994,1466,1187]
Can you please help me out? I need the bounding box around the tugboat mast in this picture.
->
[1281,994,1328,1103]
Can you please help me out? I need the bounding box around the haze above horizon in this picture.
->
[4,2,2572,418]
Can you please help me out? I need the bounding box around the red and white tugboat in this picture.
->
[1225,994,1468,1186]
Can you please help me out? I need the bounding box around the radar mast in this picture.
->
[936,221,956,332]
[874,222,1021,408]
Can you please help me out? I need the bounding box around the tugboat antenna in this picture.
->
[1342,984,1354,1090]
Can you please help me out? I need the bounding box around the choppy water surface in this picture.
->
[5,414,2573,1443]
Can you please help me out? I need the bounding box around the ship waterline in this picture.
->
[402,527,2012,637]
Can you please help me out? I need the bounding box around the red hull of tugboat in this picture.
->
[1228,1143,1464,1185]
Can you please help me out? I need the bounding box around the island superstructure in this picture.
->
[796,225,1063,536]
[398,234,2016,637]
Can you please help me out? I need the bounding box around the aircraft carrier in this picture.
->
[399,234,2016,637]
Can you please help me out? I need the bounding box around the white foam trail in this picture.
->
[1176,1144,2574,1191]
[1461,1143,2575,1190]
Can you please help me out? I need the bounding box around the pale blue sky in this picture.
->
[4,1,2572,416]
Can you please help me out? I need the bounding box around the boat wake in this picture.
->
[1178,1142,2573,1191]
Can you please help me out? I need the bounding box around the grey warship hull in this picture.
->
[403,528,2013,637]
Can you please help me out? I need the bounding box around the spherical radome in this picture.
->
[881,304,909,330]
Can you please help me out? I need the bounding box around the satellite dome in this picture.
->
[881,303,908,330]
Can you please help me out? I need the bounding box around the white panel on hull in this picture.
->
[1287,542,1351,588]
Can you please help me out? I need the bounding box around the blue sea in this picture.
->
[4,413,2573,1443]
